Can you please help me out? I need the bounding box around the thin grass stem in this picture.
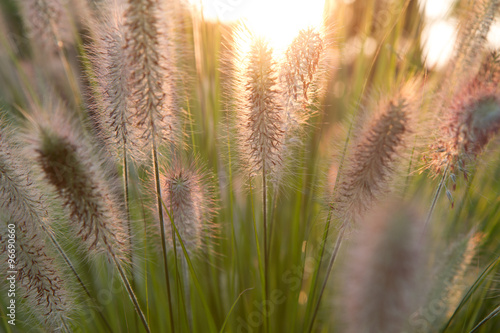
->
[219,288,253,333]
[424,163,449,231]
[140,201,151,327]
[225,112,238,300]
[469,305,500,333]
[248,179,267,327]
[152,141,175,333]
[161,200,218,332]
[306,226,346,333]
[262,166,269,333]
[111,254,150,333]
[181,254,193,331]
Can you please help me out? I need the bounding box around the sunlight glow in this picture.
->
[487,20,500,49]
[419,0,457,69]
[422,19,457,69]
[191,0,325,53]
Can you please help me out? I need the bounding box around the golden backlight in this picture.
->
[191,0,325,53]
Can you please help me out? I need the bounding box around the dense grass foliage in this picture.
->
[1,0,500,332]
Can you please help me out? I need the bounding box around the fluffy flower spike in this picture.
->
[124,0,179,150]
[29,104,129,263]
[428,53,500,181]
[335,84,414,227]
[237,36,284,176]
[18,0,73,55]
[161,156,218,254]
[0,124,70,327]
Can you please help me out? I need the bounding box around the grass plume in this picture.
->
[161,156,218,254]
[341,201,424,333]
[429,55,500,182]
[17,0,74,55]
[30,106,128,263]
[335,84,414,228]
[236,36,284,177]
[0,125,70,329]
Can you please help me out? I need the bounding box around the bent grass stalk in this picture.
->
[112,252,151,333]
[219,288,254,333]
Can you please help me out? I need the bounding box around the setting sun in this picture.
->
[191,0,326,52]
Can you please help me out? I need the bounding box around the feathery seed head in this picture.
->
[0,129,46,227]
[419,232,483,328]
[428,72,500,180]
[475,51,500,85]
[271,28,326,187]
[0,125,70,327]
[238,37,284,175]
[1,216,70,327]
[335,87,413,227]
[281,28,325,107]
[29,106,129,263]
[161,157,218,254]
[124,0,179,150]
[89,3,140,160]
[342,201,424,333]
[445,233,483,318]
[447,0,500,83]
[18,0,74,55]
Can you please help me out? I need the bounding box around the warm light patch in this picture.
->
[421,19,457,69]
[419,0,457,69]
[191,0,325,53]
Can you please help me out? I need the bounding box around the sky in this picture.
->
[189,0,500,68]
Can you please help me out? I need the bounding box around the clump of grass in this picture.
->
[3,0,500,332]
[306,82,416,332]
